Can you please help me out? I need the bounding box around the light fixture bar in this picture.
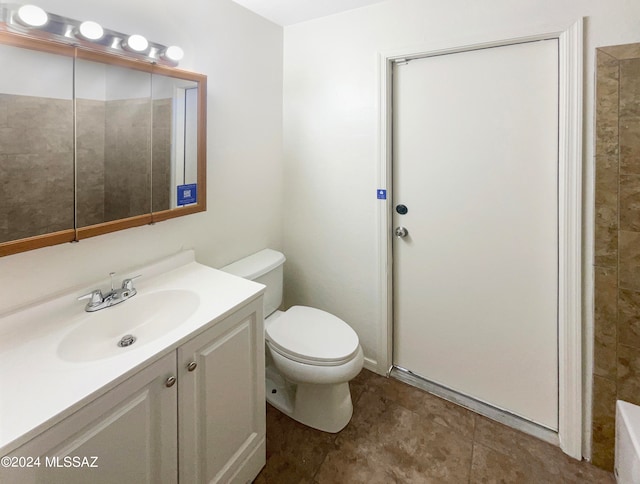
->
[0,3,183,66]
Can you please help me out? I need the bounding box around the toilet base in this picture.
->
[265,364,354,433]
[265,365,294,415]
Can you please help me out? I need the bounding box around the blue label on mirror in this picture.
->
[377,189,387,200]
[177,184,197,206]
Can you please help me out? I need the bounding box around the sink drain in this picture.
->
[117,334,136,347]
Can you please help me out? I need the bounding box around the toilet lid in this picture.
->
[265,306,360,364]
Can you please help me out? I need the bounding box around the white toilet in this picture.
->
[221,249,364,433]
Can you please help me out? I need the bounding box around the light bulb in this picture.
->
[164,46,184,62]
[16,5,48,27]
[124,34,148,53]
[78,21,104,41]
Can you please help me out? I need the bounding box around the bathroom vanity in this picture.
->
[0,251,265,483]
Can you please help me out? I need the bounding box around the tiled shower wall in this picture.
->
[1,94,172,241]
[593,42,640,470]
[152,98,171,213]
[76,99,106,227]
[0,94,74,242]
[103,98,152,222]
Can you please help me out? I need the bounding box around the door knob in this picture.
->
[187,361,197,372]
[165,376,177,388]
[395,226,408,238]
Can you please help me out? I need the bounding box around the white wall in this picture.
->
[0,43,72,98]
[282,0,640,454]
[0,0,283,313]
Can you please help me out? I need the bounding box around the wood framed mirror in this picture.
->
[0,30,207,256]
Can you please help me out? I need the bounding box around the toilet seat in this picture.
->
[265,306,360,366]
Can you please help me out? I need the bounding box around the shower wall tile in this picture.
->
[619,289,640,350]
[0,95,73,243]
[76,99,105,227]
[596,52,619,158]
[104,98,151,222]
[620,175,640,230]
[152,98,172,212]
[617,344,640,406]
[600,43,640,61]
[619,230,640,290]
[594,224,618,269]
[0,97,7,125]
[620,59,640,119]
[595,51,619,268]
[620,118,640,175]
[594,267,618,379]
[595,44,640,471]
[591,376,616,471]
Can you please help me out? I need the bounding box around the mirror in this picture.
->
[0,41,74,244]
[75,58,152,227]
[0,33,207,256]
[151,73,200,212]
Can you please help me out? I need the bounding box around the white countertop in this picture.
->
[0,251,264,455]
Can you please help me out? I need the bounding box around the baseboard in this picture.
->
[363,356,381,374]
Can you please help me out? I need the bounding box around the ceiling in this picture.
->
[231,0,388,26]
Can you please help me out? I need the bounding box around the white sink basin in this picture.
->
[57,290,200,362]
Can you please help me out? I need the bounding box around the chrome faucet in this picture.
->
[78,272,141,312]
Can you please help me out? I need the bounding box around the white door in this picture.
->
[392,40,559,429]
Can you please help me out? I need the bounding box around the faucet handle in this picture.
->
[121,274,142,291]
[78,289,104,307]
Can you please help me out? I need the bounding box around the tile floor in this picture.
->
[253,369,615,483]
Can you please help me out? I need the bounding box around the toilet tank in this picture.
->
[220,249,286,317]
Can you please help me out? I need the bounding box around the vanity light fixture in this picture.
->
[122,34,149,53]
[16,4,48,27]
[2,4,183,66]
[77,20,104,41]
[162,46,184,62]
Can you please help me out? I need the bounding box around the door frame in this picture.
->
[375,20,583,458]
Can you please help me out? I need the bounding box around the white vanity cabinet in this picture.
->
[2,296,265,484]
[4,352,179,484]
[178,298,265,483]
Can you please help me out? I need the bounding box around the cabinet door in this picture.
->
[2,353,178,484]
[178,298,265,484]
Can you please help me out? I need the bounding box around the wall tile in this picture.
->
[620,118,640,175]
[594,267,618,379]
[618,344,640,406]
[619,289,640,349]
[619,230,640,290]
[595,51,619,159]
[104,98,151,221]
[591,376,616,471]
[0,97,7,126]
[600,43,640,61]
[594,224,618,269]
[620,59,640,118]
[620,175,640,230]
[594,42,640,473]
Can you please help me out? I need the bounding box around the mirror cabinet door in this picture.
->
[0,43,74,244]
[0,31,206,256]
[151,73,200,212]
[75,58,152,227]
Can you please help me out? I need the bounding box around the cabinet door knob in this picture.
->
[165,376,177,388]
[187,361,197,372]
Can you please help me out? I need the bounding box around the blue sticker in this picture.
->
[377,189,387,200]
[177,184,197,206]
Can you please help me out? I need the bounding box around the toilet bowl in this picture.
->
[221,249,364,433]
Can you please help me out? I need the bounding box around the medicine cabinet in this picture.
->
[0,31,207,256]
